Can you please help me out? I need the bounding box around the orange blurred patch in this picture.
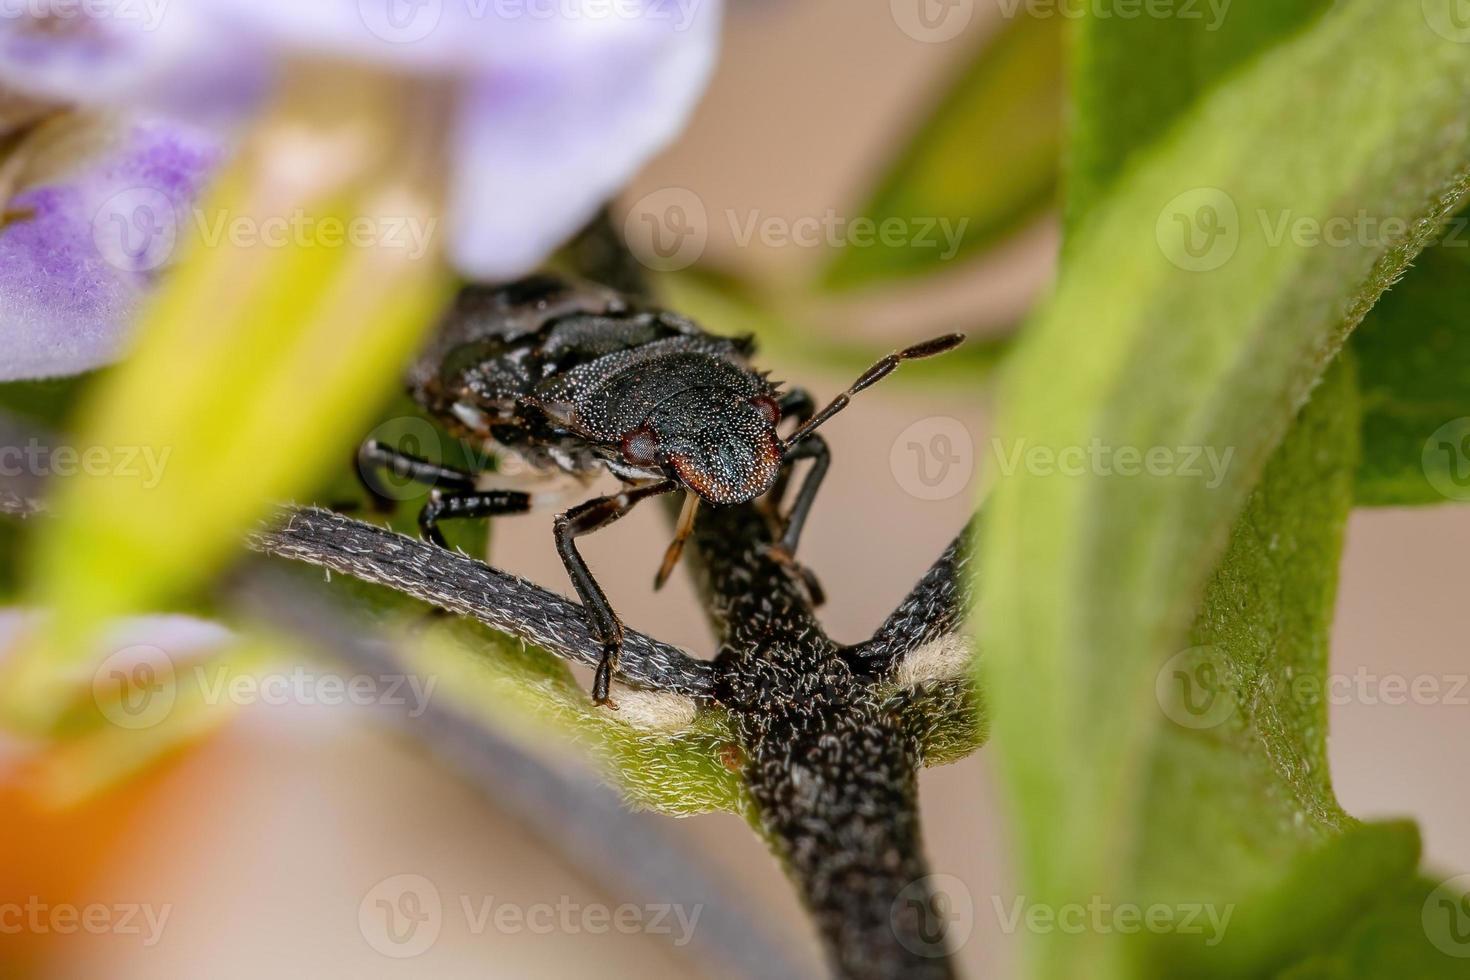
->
[0,736,213,968]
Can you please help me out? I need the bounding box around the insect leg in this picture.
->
[554,480,678,704]
[357,439,477,511]
[776,433,830,558]
[767,387,817,507]
[764,434,829,608]
[419,489,531,548]
[779,386,817,424]
[653,491,701,591]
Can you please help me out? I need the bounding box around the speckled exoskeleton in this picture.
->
[358,273,962,704]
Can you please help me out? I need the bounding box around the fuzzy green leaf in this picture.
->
[980,3,1470,977]
[1120,354,1453,976]
[1067,0,1333,229]
[1280,872,1470,978]
[1352,212,1470,505]
[820,13,1063,289]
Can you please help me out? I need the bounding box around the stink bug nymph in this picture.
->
[359,274,963,704]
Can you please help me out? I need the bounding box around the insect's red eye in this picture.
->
[751,395,781,425]
[621,426,660,466]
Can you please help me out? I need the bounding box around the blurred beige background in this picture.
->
[36,1,1470,977]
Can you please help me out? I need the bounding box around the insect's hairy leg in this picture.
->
[554,479,679,704]
[652,491,700,591]
[773,433,829,559]
[778,385,817,425]
[356,438,477,512]
[751,386,827,604]
[766,386,816,508]
[419,489,531,548]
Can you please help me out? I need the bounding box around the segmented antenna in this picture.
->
[781,333,965,454]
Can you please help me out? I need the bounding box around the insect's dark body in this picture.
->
[366,273,801,704]
[362,272,961,704]
[406,274,781,501]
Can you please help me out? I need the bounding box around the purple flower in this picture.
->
[0,0,722,378]
[0,115,222,380]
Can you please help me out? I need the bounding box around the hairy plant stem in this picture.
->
[687,500,958,978]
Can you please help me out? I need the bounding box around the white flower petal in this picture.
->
[446,1,720,278]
